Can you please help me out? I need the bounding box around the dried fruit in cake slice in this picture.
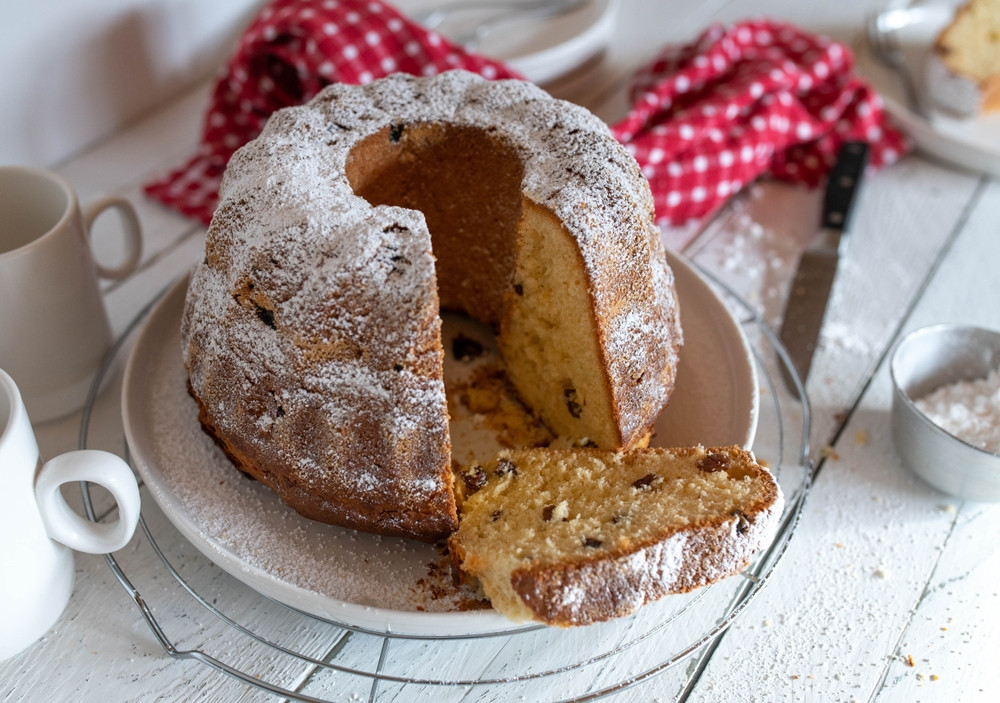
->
[448,446,784,627]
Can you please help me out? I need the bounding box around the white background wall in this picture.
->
[1,0,263,168]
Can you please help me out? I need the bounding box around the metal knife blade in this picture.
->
[779,141,869,389]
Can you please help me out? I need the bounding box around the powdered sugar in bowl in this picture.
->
[890,324,1000,501]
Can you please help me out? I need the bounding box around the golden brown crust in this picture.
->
[981,74,1000,111]
[182,71,681,542]
[189,385,458,540]
[448,446,783,627]
[508,458,779,626]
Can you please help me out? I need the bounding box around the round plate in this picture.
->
[855,0,1000,177]
[397,0,618,85]
[121,250,757,637]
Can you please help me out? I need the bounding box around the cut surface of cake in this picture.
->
[448,446,784,627]
[181,70,683,541]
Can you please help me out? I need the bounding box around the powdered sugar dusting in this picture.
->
[138,285,487,616]
[125,250,755,630]
[181,70,681,539]
[915,367,1000,453]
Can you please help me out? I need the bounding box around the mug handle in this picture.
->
[83,196,143,280]
[34,450,141,554]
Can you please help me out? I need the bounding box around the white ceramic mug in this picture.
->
[0,367,141,661]
[0,165,142,422]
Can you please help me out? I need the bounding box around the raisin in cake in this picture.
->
[449,446,783,626]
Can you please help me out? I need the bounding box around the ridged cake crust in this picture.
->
[181,71,682,541]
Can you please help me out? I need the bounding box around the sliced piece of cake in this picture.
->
[449,446,784,627]
[928,0,1000,116]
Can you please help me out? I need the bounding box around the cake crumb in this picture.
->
[905,654,915,667]
[449,363,554,451]
[854,429,869,446]
[820,445,840,460]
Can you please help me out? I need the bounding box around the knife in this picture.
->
[779,141,869,390]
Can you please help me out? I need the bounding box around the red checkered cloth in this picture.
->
[610,19,908,224]
[143,0,522,224]
[143,1,908,227]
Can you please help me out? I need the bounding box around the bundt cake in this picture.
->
[181,70,682,542]
[448,446,783,627]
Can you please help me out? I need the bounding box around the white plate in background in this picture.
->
[398,0,619,84]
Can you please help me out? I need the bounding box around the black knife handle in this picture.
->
[822,141,869,232]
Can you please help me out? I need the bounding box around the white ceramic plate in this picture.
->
[854,0,1000,177]
[121,251,757,637]
[397,0,618,84]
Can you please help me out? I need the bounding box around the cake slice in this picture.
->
[448,446,784,627]
[928,0,1000,116]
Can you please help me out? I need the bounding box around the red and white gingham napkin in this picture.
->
[144,0,521,224]
[610,19,908,224]
[143,0,908,227]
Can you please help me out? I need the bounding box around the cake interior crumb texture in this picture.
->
[347,122,621,449]
[449,446,784,627]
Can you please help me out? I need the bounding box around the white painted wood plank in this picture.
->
[685,134,1000,703]
[102,230,204,337]
[56,82,212,200]
[873,179,1000,702]
[0,489,350,703]
[53,82,210,296]
[879,500,1000,700]
[689,380,959,701]
[301,579,755,702]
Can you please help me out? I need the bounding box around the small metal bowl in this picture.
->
[890,324,1000,502]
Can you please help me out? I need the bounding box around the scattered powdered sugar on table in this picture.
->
[914,368,1000,454]
[692,203,800,330]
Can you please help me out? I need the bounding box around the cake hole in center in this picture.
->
[345,122,525,327]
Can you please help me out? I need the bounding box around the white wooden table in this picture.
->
[3,1,999,700]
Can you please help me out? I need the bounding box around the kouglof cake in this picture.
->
[181,70,683,542]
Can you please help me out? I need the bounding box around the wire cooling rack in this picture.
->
[78,264,813,702]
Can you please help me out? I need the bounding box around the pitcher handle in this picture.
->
[34,449,141,554]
